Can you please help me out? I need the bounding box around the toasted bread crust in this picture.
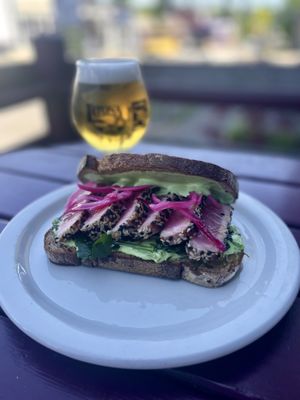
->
[83,252,182,280]
[77,153,238,201]
[182,252,244,287]
[44,229,243,287]
[44,229,81,265]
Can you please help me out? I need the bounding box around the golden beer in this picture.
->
[71,59,150,152]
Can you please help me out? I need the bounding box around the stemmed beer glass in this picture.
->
[71,59,150,152]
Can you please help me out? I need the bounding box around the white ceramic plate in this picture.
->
[0,185,299,369]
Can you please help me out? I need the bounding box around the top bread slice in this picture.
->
[77,153,239,201]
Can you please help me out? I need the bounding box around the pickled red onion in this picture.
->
[149,192,225,252]
[149,192,202,212]
[64,189,89,211]
[68,190,132,212]
[78,183,152,194]
[77,183,114,194]
[207,195,221,208]
[179,209,226,252]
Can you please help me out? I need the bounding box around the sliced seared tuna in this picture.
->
[186,196,232,260]
[136,209,171,240]
[80,203,124,240]
[55,211,84,241]
[110,192,150,240]
[160,211,194,245]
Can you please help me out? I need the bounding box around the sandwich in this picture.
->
[44,153,245,287]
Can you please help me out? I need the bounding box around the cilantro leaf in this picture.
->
[73,233,118,260]
[91,234,115,259]
[72,234,93,259]
[52,218,60,231]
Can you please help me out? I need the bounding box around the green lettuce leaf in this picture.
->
[91,234,116,258]
[224,226,244,255]
[72,233,116,260]
[62,226,244,264]
[118,239,184,263]
[52,218,60,232]
[73,235,93,259]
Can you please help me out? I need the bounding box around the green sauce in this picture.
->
[118,240,183,263]
[84,171,234,204]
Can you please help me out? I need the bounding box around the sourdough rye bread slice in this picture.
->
[77,153,239,201]
[44,230,243,287]
[182,252,244,288]
[44,229,81,266]
[84,252,182,280]
[44,229,182,280]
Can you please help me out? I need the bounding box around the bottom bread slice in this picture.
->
[44,229,243,287]
[182,252,244,287]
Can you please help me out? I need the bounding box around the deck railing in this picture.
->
[1,35,300,146]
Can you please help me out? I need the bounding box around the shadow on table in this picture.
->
[0,316,204,400]
[181,303,300,400]
[1,301,299,400]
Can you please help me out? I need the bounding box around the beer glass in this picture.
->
[71,58,150,152]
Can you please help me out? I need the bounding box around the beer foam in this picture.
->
[76,58,142,84]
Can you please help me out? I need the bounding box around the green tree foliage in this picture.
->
[276,0,300,47]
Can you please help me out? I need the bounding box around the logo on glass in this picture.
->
[86,99,148,136]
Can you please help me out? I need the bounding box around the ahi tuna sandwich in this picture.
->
[44,153,245,287]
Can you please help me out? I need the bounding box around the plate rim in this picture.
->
[0,184,299,369]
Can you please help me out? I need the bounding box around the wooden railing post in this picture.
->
[33,35,77,143]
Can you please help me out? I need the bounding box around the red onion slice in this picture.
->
[149,192,225,252]
[149,192,202,212]
[179,209,226,252]
[78,183,152,194]
[68,190,132,212]
[64,189,90,211]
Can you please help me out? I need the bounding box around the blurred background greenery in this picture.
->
[1,0,299,64]
[0,0,300,154]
